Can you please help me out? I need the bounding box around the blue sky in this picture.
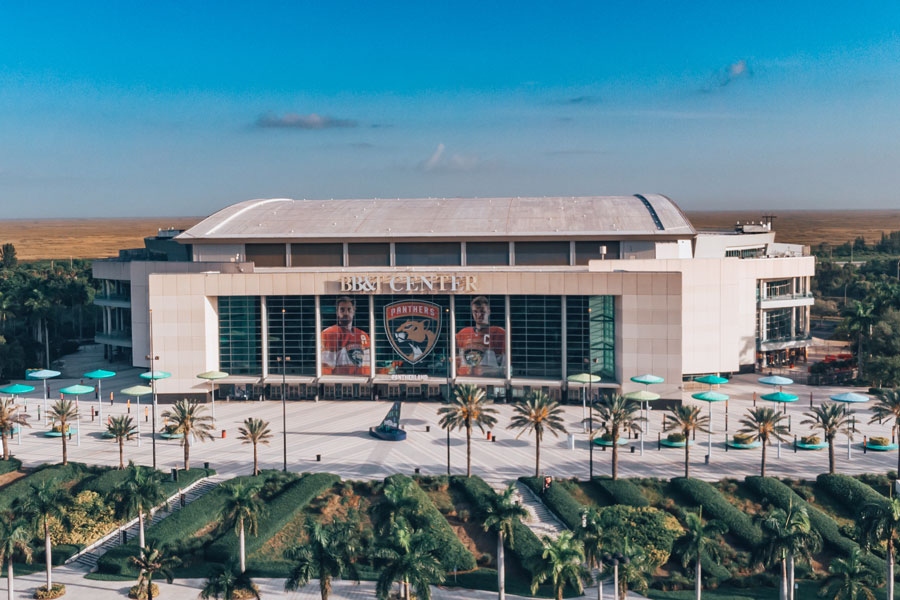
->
[1,1,899,217]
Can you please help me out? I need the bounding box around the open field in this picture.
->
[4,209,900,261]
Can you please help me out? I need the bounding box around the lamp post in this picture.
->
[586,357,598,480]
[281,304,288,472]
[148,309,158,470]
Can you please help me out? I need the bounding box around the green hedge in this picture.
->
[590,477,650,507]
[519,476,584,530]
[0,463,95,511]
[450,475,544,575]
[744,476,884,574]
[669,478,763,549]
[80,467,215,498]
[205,472,339,564]
[0,457,21,475]
[388,474,477,572]
[816,473,888,516]
[96,471,273,575]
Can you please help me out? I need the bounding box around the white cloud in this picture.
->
[418,143,482,173]
[256,112,358,129]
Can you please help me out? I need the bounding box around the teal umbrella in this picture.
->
[0,384,35,395]
[830,392,869,404]
[59,384,95,396]
[26,369,60,425]
[121,385,152,448]
[695,375,728,385]
[198,370,229,421]
[630,374,663,456]
[84,369,116,422]
[140,371,171,381]
[625,390,660,402]
[631,374,664,385]
[759,375,794,386]
[84,369,115,380]
[692,391,729,402]
[761,391,798,403]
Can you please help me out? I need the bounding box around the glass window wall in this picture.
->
[575,241,620,264]
[509,295,562,379]
[320,295,371,376]
[466,242,509,266]
[373,295,450,377]
[514,242,570,266]
[218,296,261,375]
[454,295,507,378]
[348,243,390,266]
[267,296,316,376]
[290,243,343,267]
[395,242,461,266]
[566,296,615,379]
[245,244,286,267]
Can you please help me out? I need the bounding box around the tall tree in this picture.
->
[112,464,166,550]
[200,564,260,600]
[0,515,33,600]
[48,398,78,465]
[869,389,900,476]
[107,415,136,469]
[237,418,272,476]
[664,405,709,478]
[374,525,445,600]
[575,507,604,590]
[756,502,821,600]
[739,407,790,477]
[284,517,361,600]
[801,403,851,474]
[219,482,265,573]
[481,484,528,600]
[438,385,498,477]
[672,509,728,600]
[846,300,877,380]
[130,541,180,600]
[0,243,17,270]
[12,481,70,590]
[530,530,590,600]
[818,548,877,600]
[0,397,29,460]
[161,399,215,470]
[858,496,900,600]
[594,394,644,480]
[507,392,567,477]
[371,477,426,537]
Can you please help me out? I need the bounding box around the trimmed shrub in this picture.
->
[80,466,215,498]
[732,433,753,445]
[0,457,21,475]
[669,478,762,549]
[33,584,66,599]
[384,474,476,572]
[590,477,650,507]
[596,504,682,567]
[450,475,543,575]
[870,436,891,447]
[800,435,820,445]
[745,476,884,573]
[204,472,339,564]
[816,473,888,516]
[0,463,92,511]
[519,476,583,529]
[667,433,686,443]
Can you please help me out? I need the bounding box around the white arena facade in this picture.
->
[93,195,815,403]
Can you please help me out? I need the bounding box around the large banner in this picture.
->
[456,295,506,377]
[321,295,371,375]
[384,300,442,364]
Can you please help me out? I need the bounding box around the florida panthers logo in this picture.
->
[384,300,442,364]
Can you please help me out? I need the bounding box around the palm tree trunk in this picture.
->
[44,520,52,589]
[780,556,787,600]
[788,552,795,600]
[685,438,690,478]
[828,440,835,474]
[320,574,331,600]
[61,421,68,465]
[888,539,894,600]
[147,573,154,600]
[8,555,15,600]
[695,550,702,600]
[761,438,767,477]
[612,433,619,480]
[253,442,258,476]
[239,518,246,573]
[498,530,505,600]
[535,435,541,478]
[557,581,563,600]
[184,436,190,471]
[119,438,125,469]
[139,506,145,549]
[2,430,9,460]
[466,423,472,477]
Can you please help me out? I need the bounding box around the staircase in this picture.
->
[68,474,224,572]
[490,480,566,539]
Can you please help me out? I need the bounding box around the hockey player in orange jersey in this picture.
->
[322,296,371,375]
[456,295,506,377]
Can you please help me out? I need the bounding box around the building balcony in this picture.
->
[758,334,812,352]
[95,330,133,347]
[94,294,132,308]
[758,293,814,310]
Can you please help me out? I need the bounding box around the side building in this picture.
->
[93,196,814,402]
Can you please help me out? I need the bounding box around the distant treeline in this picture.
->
[0,243,99,381]
[815,230,900,257]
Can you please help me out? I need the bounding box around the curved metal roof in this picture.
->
[178,195,695,240]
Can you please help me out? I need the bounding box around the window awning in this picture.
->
[262,375,316,385]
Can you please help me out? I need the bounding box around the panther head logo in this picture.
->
[394,320,436,361]
[384,301,442,364]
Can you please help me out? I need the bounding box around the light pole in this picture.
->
[147,308,158,470]
[281,304,288,472]
[586,357,598,480]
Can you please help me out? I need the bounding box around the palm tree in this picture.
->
[374,525,445,600]
[618,539,653,599]
[739,407,789,477]
[801,402,851,474]
[0,515,33,600]
[482,484,528,600]
[530,530,590,600]
[664,405,709,478]
[161,399,215,470]
[869,389,900,476]
[12,480,70,590]
[858,496,900,600]
[237,418,272,476]
[219,482,265,573]
[846,299,876,380]
[575,507,604,590]
[130,541,180,600]
[372,477,426,536]
[107,415,136,469]
[48,398,78,465]
[672,509,728,600]
[200,563,260,600]
[818,548,877,600]
[0,397,29,461]
[508,392,567,477]
[112,464,166,550]
[438,385,498,477]
[284,517,361,600]
[594,394,644,480]
[756,502,821,600]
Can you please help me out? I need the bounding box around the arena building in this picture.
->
[93,195,815,402]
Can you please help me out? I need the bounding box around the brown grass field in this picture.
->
[2,210,900,261]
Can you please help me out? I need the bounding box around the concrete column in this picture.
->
[505,295,512,381]
[449,296,457,380]
[560,296,568,381]
[260,296,269,379]
[315,295,323,379]
[368,295,375,376]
